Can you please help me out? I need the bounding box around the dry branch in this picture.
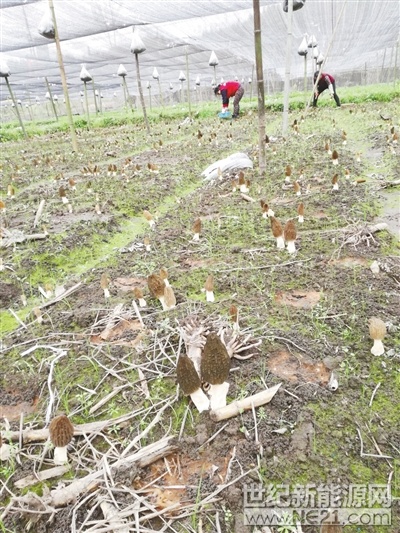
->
[51,436,178,507]
[14,465,70,490]
[210,383,281,421]
[5,412,139,444]
[39,282,82,309]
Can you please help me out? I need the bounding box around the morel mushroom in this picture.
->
[201,333,231,410]
[270,216,285,249]
[164,285,176,310]
[159,267,170,287]
[133,287,147,307]
[332,174,339,191]
[260,200,274,218]
[204,274,215,302]
[143,210,155,228]
[293,181,301,196]
[147,273,167,310]
[49,414,74,464]
[284,220,297,254]
[0,432,12,461]
[297,202,304,223]
[100,272,111,298]
[192,218,202,241]
[238,171,249,193]
[285,165,292,183]
[176,354,209,412]
[332,150,339,165]
[368,317,386,356]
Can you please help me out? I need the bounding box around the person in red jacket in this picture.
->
[214,80,244,118]
[313,71,341,107]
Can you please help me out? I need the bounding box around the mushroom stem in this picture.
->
[190,388,210,412]
[193,233,200,241]
[286,240,296,254]
[187,345,202,374]
[208,382,230,410]
[138,297,147,308]
[54,446,69,465]
[371,339,385,356]
[206,290,215,302]
[276,236,285,249]
[158,295,168,310]
[298,215,304,223]
[0,442,12,461]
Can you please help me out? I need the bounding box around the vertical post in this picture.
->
[83,82,90,126]
[157,79,164,108]
[48,0,78,152]
[45,77,58,120]
[253,0,266,175]
[303,54,308,105]
[185,47,192,118]
[282,0,293,136]
[394,40,399,88]
[5,78,28,138]
[250,64,254,101]
[91,79,99,113]
[380,47,387,83]
[135,53,150,135]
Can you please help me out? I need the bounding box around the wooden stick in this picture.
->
[210,383,281,421]
[51,436,178,507]
[33,199,46,228]
[5,411,139,443]
[14,466,70,490]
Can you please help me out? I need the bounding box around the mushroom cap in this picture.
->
[270,216,283,238]
[238,171,245,185]
[159,267,168,280]
[332,149,339,160]
[229,304,238,322]
[293,181,300,193]
[147,273,166,298]
[192,218,202,234]
[143,210,153,221]
[177,354,201,395]
[297,202,304,216]
[260,199,265,208]
[133,286,144,299]
[201,333,230,385]
[49,414,74,448]
[100,272,110,289]
[284,220,297,241]
[164,286,176,308]
[285,165,292,176]
[369,317,386,340]
[332,173,338,184]
[204,274,214,292]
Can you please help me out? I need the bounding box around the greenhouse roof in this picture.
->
[0,0,399,102]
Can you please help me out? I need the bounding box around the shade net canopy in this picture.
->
[0,0,399,102]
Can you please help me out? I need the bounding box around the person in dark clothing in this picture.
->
[214,80,244,118]
[313,71,341,107]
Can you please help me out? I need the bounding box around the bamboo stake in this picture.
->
[4,77,27,138]
[185,46,192,118]
[45,77,58,120]
[252,0,266,175]
[92,79,99,114]
[83,81,90,126]
[210,383,281,421]
[282,0,293,135]
[134,52,150,134]
[48,0,78,152]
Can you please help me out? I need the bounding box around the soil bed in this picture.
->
[1,100,399,533]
